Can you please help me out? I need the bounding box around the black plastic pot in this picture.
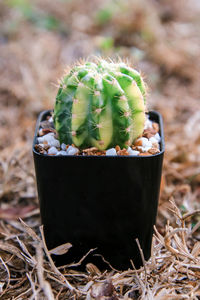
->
[33,110,164,270]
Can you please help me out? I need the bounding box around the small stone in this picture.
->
[149,136,159,148]
[143,129,155,139]
[38,133,52,142]
[61,143,67,151]
[56,150,67,156]
[115,145,121,152]
[148,148,160,155]
[48,147,58,155]
[144,118,153,129]
[128,147,140,156]
[38,137,45,144]
[117,148,129,156]
[40,120,53,129]
[38,133,60,148]
[37,142,49,151]
[42,128,56,135]
[49,138,60,148]
[154,133,161,142]
[152,122,159,132]
[137,146,152,153]
[39,128,44,136]
[149,136,158,144]
[38,143,45,148]
[48,116,53,123]
[140,137,148,144]
[67,146,79,155]
[135,137,152,148]
[66,146,74,153]
[144,140,152,148]
[134,139,143,146]
[34,144,46,154]
[106,148,117,156]
[43,144,50,151]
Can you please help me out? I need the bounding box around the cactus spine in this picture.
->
[54,59,146,150]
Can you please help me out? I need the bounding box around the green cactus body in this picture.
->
[54,60,146,150]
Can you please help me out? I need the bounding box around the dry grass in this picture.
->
[1,202,200,299]
[0,0,200,298]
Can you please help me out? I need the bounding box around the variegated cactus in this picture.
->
[54,59,146,150]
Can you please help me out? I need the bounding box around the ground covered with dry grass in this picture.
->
[0,0,200,298]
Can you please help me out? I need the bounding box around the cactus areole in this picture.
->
[54,59,146,150]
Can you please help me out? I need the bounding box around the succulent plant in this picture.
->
[54,59,146,150]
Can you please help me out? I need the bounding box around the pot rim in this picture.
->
[33,110,165,158]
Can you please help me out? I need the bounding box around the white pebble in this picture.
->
[144,118,153,129]
[66,145,74,153]
[144,147,152,152]
[128,147,140,156]
[149,137,157,144]
[48,137,60,148]
[39,128,43,136]
[145,141,152,148]
[56,150,67,156]
[38,133,60,148]
[137,137,147,144]
[38,143,45,148]
[67,146,79,155]
[106,148,117,156]
[137,137,152,148]
[67,146,74,152]
[149,136,159,149]
[38,137,44,144]
[61,143,67,151]
[137,146,151,153]
[38,132,54,143]
[48,147,58,155]
[48,116,53,123]
[154,133,161,142]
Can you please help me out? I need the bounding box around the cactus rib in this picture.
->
[54,59,146,150]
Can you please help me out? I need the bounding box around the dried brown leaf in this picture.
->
[49,243,72,256]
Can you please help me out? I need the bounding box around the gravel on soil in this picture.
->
[34,114,161,156]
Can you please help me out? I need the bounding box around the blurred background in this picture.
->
[0,0,200,239]
[1,0,200,298]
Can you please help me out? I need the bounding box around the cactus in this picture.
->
[54,59,146,150]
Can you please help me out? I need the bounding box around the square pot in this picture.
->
[33,110,165,270]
